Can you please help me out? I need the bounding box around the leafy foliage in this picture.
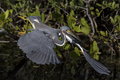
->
[0,0,120,80]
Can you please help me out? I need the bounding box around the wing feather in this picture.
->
[18,30,60,64]
[75,43,110,75]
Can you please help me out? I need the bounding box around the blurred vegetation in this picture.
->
[0,0,120,80]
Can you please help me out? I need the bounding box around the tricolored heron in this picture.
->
[17,16,110,75]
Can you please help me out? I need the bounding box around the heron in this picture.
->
[17,16,110,75]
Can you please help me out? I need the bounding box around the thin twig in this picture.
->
[44,14,50,23]
[85,65,89,80]
[111,23,118,34]
[102,24,110,33]
[106,42,115,53]
[68,5,86,10]
[52,2,69,15]
[0,41,17,43]
[85,1,95,35]
[88,34,94,41]
[0,7,5,13]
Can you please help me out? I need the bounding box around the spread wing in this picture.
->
[17,30,60,64]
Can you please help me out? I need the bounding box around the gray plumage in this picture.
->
[17,16,110,75]
[64,30,110,75]
[18,30,60,64]
[18,16,65,64]
[75,43,110,75]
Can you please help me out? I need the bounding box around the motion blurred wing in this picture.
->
[17,30,60,64]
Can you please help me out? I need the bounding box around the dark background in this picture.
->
[0,0,120,80]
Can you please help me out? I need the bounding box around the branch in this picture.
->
[52,2,70,15]
[67,1,95,35]
[68,5,86,10]
[0,28,19,40]
[0,7,5,13]
[85,65,89,80]
[0,41,17,43]
[85,0,95,35]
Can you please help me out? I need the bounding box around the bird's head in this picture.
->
[60,26,81,43]
[27,16,41,23]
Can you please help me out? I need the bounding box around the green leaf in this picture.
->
[41,13,45,23]
[8,18,13,22]
[108,2,112,7]
[0,13,5,21]
[81,18,86,25]
[95,9,99,12]
[27,13,32,16]
[110,16,115,24]
[32,10,40,16]
[97,13,100,17]
[96,3,102,7]
[68,52,80,60]
[74,47,80,56]
[117,23,120,31]
[36,5,39,10]
[91,11,95,16]
[35,10,41,16]
[80,18,89,28]
[100,31,105,36]
[71,66,75,74]
[15,26,19,30]
[19,2,22,8]
[115,4,119,8]
[90,41,99,60]
[9,9,13,15]
[73,25,81,32]
[5,10,9,19]
[93,41,98,51]
[79,0,84,5]
[114,15,117,23]
[64,44,70,50]
[94,53,99,60]
[112,1,115,9]
[90,7,94,10]
[105,31,108,36]
[80,18,90,35]
[26,8,29,13]
[67,17,72,28]
[117,15,120,22]
[81,26,90,35]
[95,9,100,17]
[70,10,75,16]
[57,52,62,58]
[70,0,74,6]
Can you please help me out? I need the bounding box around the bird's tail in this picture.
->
[75,43,110,75]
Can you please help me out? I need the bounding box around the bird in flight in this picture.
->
[17,16,110,75]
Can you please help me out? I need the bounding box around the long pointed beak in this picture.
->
[66,30,81,42]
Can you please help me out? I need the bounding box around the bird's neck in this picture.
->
[54,30,66,46]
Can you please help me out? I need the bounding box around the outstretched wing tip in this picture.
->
[26,54,60,65]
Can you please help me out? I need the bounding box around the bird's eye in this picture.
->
[58,33,61,36]
[66,30,69,33]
